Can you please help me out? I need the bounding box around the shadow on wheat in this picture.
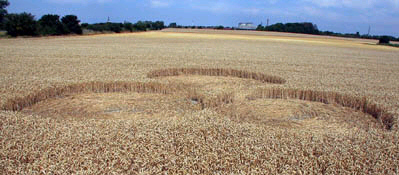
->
[147,68,286,84]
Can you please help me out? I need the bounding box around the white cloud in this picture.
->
[46,0,112,4]
[302,0,373,8]
[303,0,399,9]
[241,8,261,15]
[150,0,171,8]
[299,6,353,22]
[188,1,270,15]
[187,1,234,14]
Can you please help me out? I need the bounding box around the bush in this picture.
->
[109,23,122,33]
[379,36,390,44]
[5,12,37,37]
[215,25,224,30]
[84,23,124,33]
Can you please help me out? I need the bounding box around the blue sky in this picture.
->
[6,0,399,36]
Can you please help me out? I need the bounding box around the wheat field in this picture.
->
[1,29,399,174]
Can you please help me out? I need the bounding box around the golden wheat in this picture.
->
[248,88,395,129]
[1,29,399,174]
[1,81,177,111]
[186,88,235,109]
[1,80,236,113]
[147,67,286,84]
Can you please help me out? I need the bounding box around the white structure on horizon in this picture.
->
[238,22,256,30]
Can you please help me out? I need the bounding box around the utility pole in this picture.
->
[266,18,269,27]
[367,25,371,36]
[107,16,110,23]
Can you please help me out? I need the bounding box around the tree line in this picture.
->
[256,22,399,42]
[0,1,82,37]
[0,0,165,37]
[257,22,320,34]
[2,12,85,37]
[167,22,399,43]
[81,21,165,33]
[167,22,226,30]
[1,0,398,42]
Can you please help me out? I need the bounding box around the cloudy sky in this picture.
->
[6,0,399,36]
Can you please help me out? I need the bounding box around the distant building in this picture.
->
[238,22,256,30]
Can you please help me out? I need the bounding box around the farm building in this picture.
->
[238,22,256,30]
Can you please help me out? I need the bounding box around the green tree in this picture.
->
[61,15,82,34]
[355,32,360,37]
[168,22,177,28]
[0,0,9,29]
[5,12,37,37]
[134,21,147,31]
[80,23,89,29]
[109,23,121,33]
[264,22,319,34]
[152,21,164,30]
[38,14,64,35]
[123,21,133,32]
[256,24,264,31]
